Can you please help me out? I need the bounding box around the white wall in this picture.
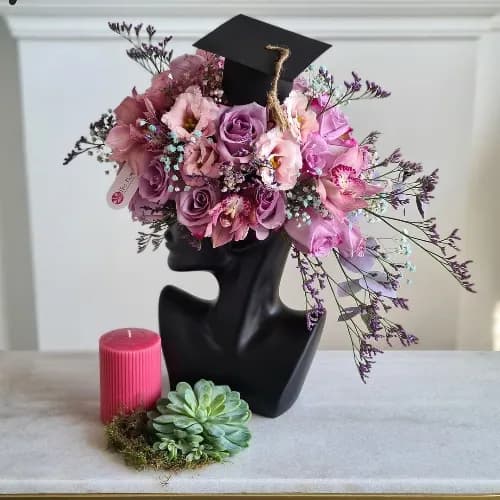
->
[1,1,499,351]
[0,16,37,350]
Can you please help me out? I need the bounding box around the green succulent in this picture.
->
[149,380,252,463]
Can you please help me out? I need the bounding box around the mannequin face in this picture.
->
[165,224,231,272]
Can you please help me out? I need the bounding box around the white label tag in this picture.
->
[106,165,139,209]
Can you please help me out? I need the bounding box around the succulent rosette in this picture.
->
[66,21,474,382]
[149,380,251,462]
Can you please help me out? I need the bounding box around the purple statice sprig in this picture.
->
[108,22,173,75]
[364,148,439,215]
[364,210,475,293]
[136,207,177,253]
[326,250,417,381]
[63,110,115,166]
[319,71,391,114]
[291,247,326,331]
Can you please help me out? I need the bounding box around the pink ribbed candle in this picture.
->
[99,328,162,424]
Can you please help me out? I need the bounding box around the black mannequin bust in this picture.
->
[159,224,326,418]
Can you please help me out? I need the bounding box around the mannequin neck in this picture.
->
[207,232,290,351]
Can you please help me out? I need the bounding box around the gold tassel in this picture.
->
[265,44,291,131]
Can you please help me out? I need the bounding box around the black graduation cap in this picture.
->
[194,14,331,106]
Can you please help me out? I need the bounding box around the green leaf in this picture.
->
[152,422,174,434]
[185,422,203,434]
[225,428,251,447]
[204,422,225,437]
[194,379,213,408]
[172,416,197,429]
[183,388,197,411]
[154,414,176,424]
[209,393,226,416]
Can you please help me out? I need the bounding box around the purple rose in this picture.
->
[176,184,220,239]
[138,157,172,204]
[217,103,267,163]
[128,191,164,223]
[253,186,286,239]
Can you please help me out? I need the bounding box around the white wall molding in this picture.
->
[1,0,500,18]
[4,15,498,41]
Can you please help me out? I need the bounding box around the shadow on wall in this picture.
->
[0,16,37,349]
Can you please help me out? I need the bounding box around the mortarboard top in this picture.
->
[193,14,331,106]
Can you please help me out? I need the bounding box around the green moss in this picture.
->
[104,409,215,471]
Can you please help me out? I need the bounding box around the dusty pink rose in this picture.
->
[169,54,205,84]
[301,132,335,177]
[138,157,172,204]
[129,191,164,223]
[209,194,254,247]
[161,86,219,140]
[255,128,302,190]
[181,138,221,186]
[216,103,267,163]
[176,184,220,239]
[285,212,342,257]
[311,95,353,146]
[253,186,286,239]
[284,91,318,142]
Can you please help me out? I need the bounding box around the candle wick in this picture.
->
[127,329,132,338]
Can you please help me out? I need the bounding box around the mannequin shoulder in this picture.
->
[159,285,212,317]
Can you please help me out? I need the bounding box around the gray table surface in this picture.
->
[0,350,499,494]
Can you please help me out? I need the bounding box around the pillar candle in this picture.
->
[99,328,162,424]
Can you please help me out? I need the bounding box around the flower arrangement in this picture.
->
[65,22,474,381]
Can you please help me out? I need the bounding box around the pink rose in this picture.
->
[338,221,366,259]
[216,103,267,164]
[129,191,164,223]
[176,184,220,239]
[138,156,172,204]
[301,132,335,177]
[161,86,219,140]
[312,95,353,146]
[209,194,254,247]
[285,212,342,257]
[181,138,221,186]
[284,91,318,142]
[253,186,286,239]
[255,128,302,190]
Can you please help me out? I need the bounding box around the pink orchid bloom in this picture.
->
[209,195,254,247]
[317,165,383,217]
